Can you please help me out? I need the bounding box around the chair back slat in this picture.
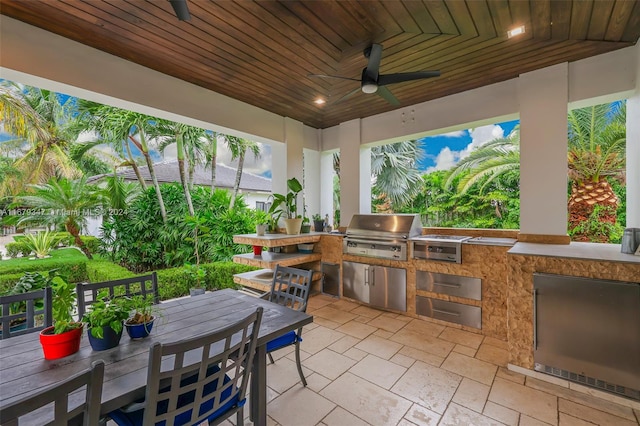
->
[0,360,104,425]
[269,265,314,313]
[141,307,263,426]
[0,287,53,339]
[76,272,159,318]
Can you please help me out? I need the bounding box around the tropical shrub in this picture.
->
[86,260,136,282]
[5,242,31,258]
[79,235,101,254]
[22,230,58,259]
[101,184,260,271]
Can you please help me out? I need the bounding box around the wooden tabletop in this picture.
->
[0,289,313,421]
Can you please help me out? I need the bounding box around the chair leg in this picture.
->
[236,407,243,426]
[268,352,275,364]
[295,341,307,387]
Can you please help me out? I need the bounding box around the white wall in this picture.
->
[626,42,640,228]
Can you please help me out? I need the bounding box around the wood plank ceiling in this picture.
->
[2,0,639,129]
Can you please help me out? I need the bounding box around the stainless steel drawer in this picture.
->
[416,271,482,301]
[416,296,482,329]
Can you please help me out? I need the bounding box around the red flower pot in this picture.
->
[39,325,83,360]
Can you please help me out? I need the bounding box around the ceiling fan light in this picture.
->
[362,83,378,94]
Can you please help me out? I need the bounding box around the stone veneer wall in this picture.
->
[506,254,640,369]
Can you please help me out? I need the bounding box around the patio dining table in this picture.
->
[0,289,313,426]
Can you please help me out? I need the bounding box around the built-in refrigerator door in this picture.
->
[369,265,406,312]
[342,261,369,304]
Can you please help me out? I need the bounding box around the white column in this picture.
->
[320,151,336,227]
[518,63,569,238]
[339,119,362,227]
[626,42,640,228]
[359,147,371,214]
[303,148,321,220]
[270,142,287,196]
[284,117,304,217]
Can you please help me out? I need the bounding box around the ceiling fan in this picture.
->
[169,0,191,21]
[310,44,440,105]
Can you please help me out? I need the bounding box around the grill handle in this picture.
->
[433,308,461,317]
[433,281,462,289]
[364,266,369,286]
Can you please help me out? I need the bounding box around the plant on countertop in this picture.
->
[82,291,130,339]
[268,177,303,219]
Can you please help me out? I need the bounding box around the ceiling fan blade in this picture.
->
[364,44,383,81]
[376,86,400,105]
[308,74,360,82]
[332,87,361,105]
[378,71,441,86]
[169,0,191,21]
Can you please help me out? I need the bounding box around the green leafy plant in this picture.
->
[268,177,303,219]
[22,230,58,259]
[82,291,130,338]
[124,295,155,325]
[48,271,82,334]
[312,213,322,222]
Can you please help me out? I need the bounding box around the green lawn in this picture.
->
[0,247,86,270]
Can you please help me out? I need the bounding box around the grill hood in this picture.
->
[346,214,423,240]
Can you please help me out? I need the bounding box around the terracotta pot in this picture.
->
[39,325,83,360]
[284,218,303,235]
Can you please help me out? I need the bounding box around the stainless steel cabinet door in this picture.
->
[369,265,406,312]
[342,261,369,304]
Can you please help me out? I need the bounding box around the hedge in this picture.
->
[86,260,136,282]
[5,242,32,258]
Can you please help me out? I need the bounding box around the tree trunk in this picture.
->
[131,132,167,224]
[568,179,618,242]
[229,150,245,209]
[177,135,195,216]
[210,139,217,191]
[124,141,147,190]
[66,220,92,259]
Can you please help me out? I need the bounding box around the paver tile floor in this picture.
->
[227,293,640,426]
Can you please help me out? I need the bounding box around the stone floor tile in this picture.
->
[367,315,408,333]
[397,419,419,426]
[267,357,309,394]
[526,377,637,421]
[353,316,371,323]
[483,336,509,350]
[373,329,394,339]
[484,401,520,426]
[312,306,358,324]
[299,326,345,355]
[269,344,295,361]
[268,385,335,426]
[442,352,498,386]
[335,320,377,339]
[398,345,445,367]
[496,367,526,385]
[349,353,408,389]
[354,334,403,359]
[440,403,506,426]
[320,372,413,425]
[452,343,477,357]
[519,415,554,426]
[303,348,357,380]
[488,377,558,425]
[558,413,594,426]
[476,343,509,367]
[307,296,335,311]
[452,377,491,412]
[321,407,370,426]
[305,372,332,393]
[327,335,361,354]
[328,299,360,312]
[343,346,368,361]
[403,403,441,425]
[439,327,484,349]
[390,352,416,368]
[304,322,319,331]
[391,360,462,414]
[558,398,638,426]
[402,318,446,337]
[312,317,342,329]
[351,305,383,318]
[568,382,640,414]
[390,328,455,358]
[284,348,310,363]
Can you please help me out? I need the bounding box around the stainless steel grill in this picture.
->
[343,214,422,261]
[411,234,472,263]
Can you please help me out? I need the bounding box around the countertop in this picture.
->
[508,242,640,264]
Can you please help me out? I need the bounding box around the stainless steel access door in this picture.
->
[342,261,369,304]
[369,265,406,312]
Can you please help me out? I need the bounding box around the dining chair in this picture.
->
[0,359,104,425]
[108,306,263,426]
[0,286,52,340]
[76,272,159,318]
[264,265,314,386]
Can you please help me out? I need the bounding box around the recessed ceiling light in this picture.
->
[314,98,326,105]
[507,25,526,38]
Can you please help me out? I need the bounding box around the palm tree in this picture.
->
[225,136,261,209]
[371,140,424,210]
[567,103,626,240]
[76,103,167,223]
[14,177,104,259]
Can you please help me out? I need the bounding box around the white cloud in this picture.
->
[426,147,458,173]
[440,130,467,138]
[427,124,505,172]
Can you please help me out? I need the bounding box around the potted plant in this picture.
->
[312,213,324,232]
[301,216,311,233]
[268,177,303,235]
[124,295,156,339]
[82,291,130,351]
[38,271,84,360]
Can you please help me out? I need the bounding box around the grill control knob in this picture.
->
[436,247,444,253]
